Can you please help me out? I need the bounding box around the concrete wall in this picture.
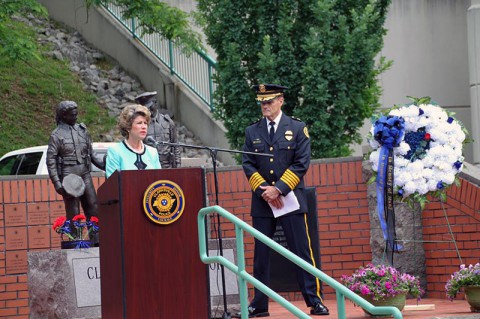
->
[37,0,235,165]
[375,0,473,162]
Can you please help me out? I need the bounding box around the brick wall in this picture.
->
[0,158,479,317]
[422,177,480,298]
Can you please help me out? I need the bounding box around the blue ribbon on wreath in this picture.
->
[373,115,405,265]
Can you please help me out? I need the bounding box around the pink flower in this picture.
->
[361,285,371,295]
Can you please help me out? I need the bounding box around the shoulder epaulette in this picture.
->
[291,116,302,122]
[79,123,87,129]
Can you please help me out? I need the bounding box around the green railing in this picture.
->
[101,3,217,111]
[198,206,403,319]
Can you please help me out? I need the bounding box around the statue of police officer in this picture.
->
[135,91,181,168]
[46,101,105,221]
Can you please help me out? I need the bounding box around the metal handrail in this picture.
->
[101,3,217,111]
[198,205,403,319]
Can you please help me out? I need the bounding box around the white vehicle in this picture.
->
[0,142,115,176]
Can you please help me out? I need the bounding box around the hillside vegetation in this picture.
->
[0,18,116,157]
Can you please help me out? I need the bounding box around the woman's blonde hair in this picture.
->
[118,104,151,137]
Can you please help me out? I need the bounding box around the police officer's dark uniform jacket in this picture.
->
[243,114,310,217]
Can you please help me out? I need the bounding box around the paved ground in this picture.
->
[231,298,480,319]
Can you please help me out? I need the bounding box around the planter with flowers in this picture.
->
[341,264,424,317]
[52,214,99,249]
[446,263,480,312]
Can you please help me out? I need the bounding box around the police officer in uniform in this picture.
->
[46,101,105,221]
[135,91,181,168]
[237,84,329,317]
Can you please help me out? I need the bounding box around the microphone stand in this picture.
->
[149,139,272,319]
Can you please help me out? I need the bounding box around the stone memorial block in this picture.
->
[72,257,101,307]
[28,248,101,319]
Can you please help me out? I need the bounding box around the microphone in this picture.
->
[145,136,161,146]
[145,136,273,157]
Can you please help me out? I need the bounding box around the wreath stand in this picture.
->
[394,200,463,265]
[380,199,464,312]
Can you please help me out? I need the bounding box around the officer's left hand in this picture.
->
[269,196,284,209]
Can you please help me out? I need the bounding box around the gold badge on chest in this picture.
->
[285,130,293,141]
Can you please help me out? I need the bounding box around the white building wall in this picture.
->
[372,0,473,163]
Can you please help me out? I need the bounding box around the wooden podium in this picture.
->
[97,168,210,319]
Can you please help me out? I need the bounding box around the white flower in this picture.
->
[369,139,380,149]
[369,150,380,171]
[404,181,417,195]
[394,142,410,156]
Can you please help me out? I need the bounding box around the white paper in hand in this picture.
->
[269,191,300,218]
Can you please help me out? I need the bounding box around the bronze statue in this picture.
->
[135,91,181,168]
[46,101,105,221]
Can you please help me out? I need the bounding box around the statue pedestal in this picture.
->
[28,248,101,319]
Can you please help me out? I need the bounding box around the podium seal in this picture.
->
[143,180,185,225]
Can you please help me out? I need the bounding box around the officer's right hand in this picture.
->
[54,184,66,196]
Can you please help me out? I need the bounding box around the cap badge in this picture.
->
[259,84,266,93]
[285,130,293,141]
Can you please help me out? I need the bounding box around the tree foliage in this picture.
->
[87,0,203,52]
[197,0,392,158]
[0,0,47,62]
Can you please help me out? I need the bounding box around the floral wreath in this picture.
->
[367,96,469,209]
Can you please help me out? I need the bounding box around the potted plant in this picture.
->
[341,264,423,316]
[52,214,99,249]
[446,263,480,312]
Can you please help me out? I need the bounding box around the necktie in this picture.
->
[269,121,275,142]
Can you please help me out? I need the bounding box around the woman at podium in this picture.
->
[105,104,161,178]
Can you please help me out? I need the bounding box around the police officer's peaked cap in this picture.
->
[253,84,288,102]
[62,174,85,198]
[134,91,157,107]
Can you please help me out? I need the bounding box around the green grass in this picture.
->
[0,19,116,157]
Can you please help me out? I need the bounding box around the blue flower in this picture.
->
[398,189,404,196]
[447,117,454,124]
[373,116,405,149]
[453,161,463,170]
[404,129,430,161]
[437,181,444,190]
[419,108,424,115]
